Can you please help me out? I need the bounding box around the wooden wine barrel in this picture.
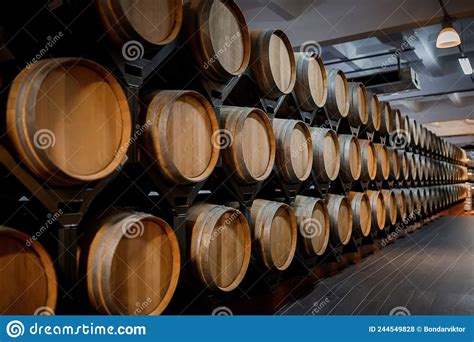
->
[419,187,429,215]
[424,157,431,181]
[309,127,340,182]
[358,139,377,181]
[397,150,409,181]
[429,187,436,212]
[411,188,422,215]
[7,58,131,185]
[424,128,432,152]
[293,196,330,256]
[187,204,251,291]
[87,211,180,315]
[374,143,389,181]
[143,90,219,184]
[184,0,250,81]
[392,109,403,139]
[379,102,393,136]
[273,119,313,183]
[347,82,369,126]
[338,134,361,182]
[367,93,381,132]
[421,156,429,181]
[348,192,372,238]
[414,154,423,181]
[97,0,182,48]
[366,190,386,230]
[408,117,419,147]
[403,189,415,217]
[251,199,297,270]
[220,106,275,183]
[417,124,426,149]
[327,194,353,245]
[294,53,327,111]
[406,152,417,181]
[429,133,436,155]
[392,189,407,222]
[381,189,397,226]
[388,147,400,180]
[0,227,57,315]
[249,30,296,98]
[325,69,349,120]
[402,115,412,147]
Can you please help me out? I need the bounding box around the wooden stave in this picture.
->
[0,227,58,315]
[184,0,250,81]
[187,203,251,291]
[293,195,330,257]
[309,127,340,182]
[251,199,298,271]
[6,58,132,186]
[249,29,296,98]
[143,90,220,184]
[347,82,369,126]
[338,134,362,182]
[327,194,353,245]
[325,69,350,120]
[273,119,313,183]
[87,211,181,315]
[293,53,328,111]
[97,0,183,48]
[220,106,276,183]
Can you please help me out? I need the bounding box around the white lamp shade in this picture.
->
[436,26,461,48]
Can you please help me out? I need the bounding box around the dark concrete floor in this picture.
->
[278,216,474,315]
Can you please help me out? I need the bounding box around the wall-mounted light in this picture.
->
[436,24,461,48]
[458,56,473,75]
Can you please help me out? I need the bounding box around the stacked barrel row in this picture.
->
[0,0,467,316]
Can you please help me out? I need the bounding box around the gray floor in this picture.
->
[278,216,474,315]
